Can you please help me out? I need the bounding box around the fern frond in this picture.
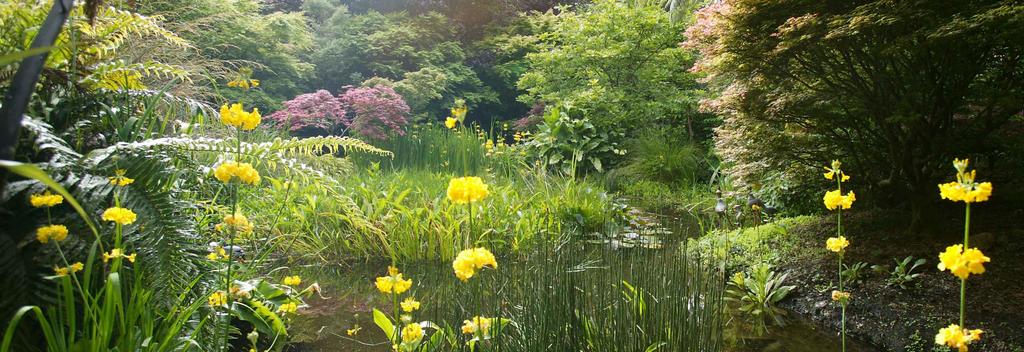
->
[76,6,190,61]
[20,116,82,167]
[82,59,191,90]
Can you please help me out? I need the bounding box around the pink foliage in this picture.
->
[267,90,349,135]
[338,85,410,140]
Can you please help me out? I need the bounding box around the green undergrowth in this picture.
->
[246,164,622,262]
[688,215,817,272]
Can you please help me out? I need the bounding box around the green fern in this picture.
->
[85,135,393,179]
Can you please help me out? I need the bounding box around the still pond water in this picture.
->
[287,213,876,352]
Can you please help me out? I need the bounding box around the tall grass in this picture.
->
[352,226,727,351]
[249,166,622,262]
[349,124,527,178]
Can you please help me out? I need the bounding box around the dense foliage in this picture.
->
[687,0,1024,213]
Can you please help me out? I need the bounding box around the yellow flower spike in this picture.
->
[278,302,298,314]
[219,103,261,130]
[935,324,982,351]
[36,224,69,243]
[401,323,423,343]
[102,207,137,225]
[375,270,413,295]
[69,262,83,273]
[124,253,136,263]
[445,117,457,129]
[826,236,850,253]
[283,275,302,286]
[461,316,493,336]
[103,248,123,263]
[108,169,135,186]
[54,266,69,277]
[401,297,420,312]
[823,190,855,210]
[938,158,993,203]
[446,177,489,204]
[937,245,990,280]
[30,191,63,208]
[208,291,228,307]
[452,247,498,282]
[830,290,851,303]
[213,161,261,185]
[207,251,220,261]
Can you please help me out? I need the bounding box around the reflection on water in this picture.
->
[287,211,873,352]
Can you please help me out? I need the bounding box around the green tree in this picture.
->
[517,0,703,133]
[139,0,315,110]
[687,0,1024,218]
[311,10,496,121]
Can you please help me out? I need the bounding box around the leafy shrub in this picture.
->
[524,107,625,175]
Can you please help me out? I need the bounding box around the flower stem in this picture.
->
[959,203,970,327]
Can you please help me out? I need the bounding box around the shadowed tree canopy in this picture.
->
[688,0,1024,215]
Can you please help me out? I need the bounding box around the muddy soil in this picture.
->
[776,207,1024,352]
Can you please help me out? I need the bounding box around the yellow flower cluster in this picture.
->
[283,275,302,286]
[375,266,413,295]
[823,160,851,182]
[209,291,228,307]
[452,247,497,282]
[401,297,420,312]
[935,324,982,352]
[401,323,424,343]
[830,290,851,303]
[826,236,850,253]
[108,169,135,187]
[938,181,992,203]
[938,159,992,203]
[445,117,458,129]
[215,212,254,234]
[446,177,489,204]
[278,302,298,314]
[102,248,136,263]
[461,316,493,336]
[219,103,261,130]
[214,161,261,185]
[822,190,855,210]
[30,191,63,208]
[227,78,260,89]
[207,246,229,261]
[54,262,84,277]
[102,207,137,225]
[36,224,69,243]
[937,245,990,280]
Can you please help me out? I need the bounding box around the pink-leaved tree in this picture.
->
[267,86,410,140]
[266,89,349,136]
[338,85,410,140]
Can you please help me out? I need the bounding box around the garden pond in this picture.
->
[285,212,877,352]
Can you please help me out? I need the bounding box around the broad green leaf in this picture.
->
[372,308,395,341]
